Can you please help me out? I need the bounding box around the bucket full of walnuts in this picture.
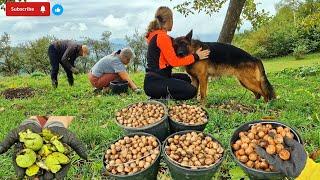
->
[103,132,161,180]
[115,101,170,141]
[168,103,208,133]
[162,130,225,180]
[230,120,303,180]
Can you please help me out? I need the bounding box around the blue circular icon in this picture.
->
[52,4,63,16]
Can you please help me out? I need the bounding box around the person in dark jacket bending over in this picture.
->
[144,6,210,100]
[48,40,89,88]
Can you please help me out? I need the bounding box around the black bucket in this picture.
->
[110,80,128,94]
[162,130,225,180]
[102,132,161,180]
[168,107,209,133]
[230,120,303,180]
[115,100,170,141]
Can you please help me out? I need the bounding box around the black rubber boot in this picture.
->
[68,78,74,86]
[52,80,58,88]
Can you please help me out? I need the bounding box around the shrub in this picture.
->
[293,41,309,60]
[276,65,320,77]
[233,2,320,59]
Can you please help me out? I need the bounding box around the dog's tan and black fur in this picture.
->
[173,30,276,103]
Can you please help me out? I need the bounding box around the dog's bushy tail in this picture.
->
[257,59,276,101]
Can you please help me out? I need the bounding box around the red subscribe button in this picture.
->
[6,2,50,16]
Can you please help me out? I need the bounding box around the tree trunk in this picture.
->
[218,0,246,44]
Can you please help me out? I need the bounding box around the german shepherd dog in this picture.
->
[173,30,276,103]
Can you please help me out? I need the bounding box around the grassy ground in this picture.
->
[0,54,319,179]
[263,52,320,72]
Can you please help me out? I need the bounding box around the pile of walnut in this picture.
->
[165,132,224,169]
[232,123,294,171]
[169,104,207,125]
[116,102,165,128]
[105,135,160,175]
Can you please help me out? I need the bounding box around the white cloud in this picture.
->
[100,15,128,29]
[78,23,88,31]
[49,22,88,33]
[49,26,61,33]
[12,21,35,32]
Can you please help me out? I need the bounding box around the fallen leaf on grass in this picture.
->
[0,107,4,113]
[11,104,25,110]
[260,116,276,120]
[100,120,113,128]
[310,149,320,162]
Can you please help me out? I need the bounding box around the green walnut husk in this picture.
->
[36,160,49,171]
[19,129,43,151]
[26,164,40,176]
[16,129,72,177]
[16,149,37,168]
[45,152,69,173]
[38,144,52,157]
[51,137,65,153]
[42,128,55,142]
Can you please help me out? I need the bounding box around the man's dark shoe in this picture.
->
[93,88,102,94]
[52,80,58,88]
[68,78,74,86]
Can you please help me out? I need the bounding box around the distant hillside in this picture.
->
[110,38,126,50]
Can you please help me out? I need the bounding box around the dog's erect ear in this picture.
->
[186,30,193,42]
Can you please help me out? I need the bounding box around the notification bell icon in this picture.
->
[40,6,46,13]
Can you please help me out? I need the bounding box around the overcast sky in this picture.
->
[0,0,279,45]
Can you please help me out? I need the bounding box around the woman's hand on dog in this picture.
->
[196,48,210,60]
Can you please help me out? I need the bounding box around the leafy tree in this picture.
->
[170,0,271,43]
[0,32,22,75]
[234,1,320,58]
[101,31,113,56]
[76,56,96,74]
[21,36,56,74]
[276,0,302,25]
[125,30,147,73]
[83,31,113,61]
[79,31,113,73]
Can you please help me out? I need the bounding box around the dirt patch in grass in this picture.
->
[2,87,35,99]
[210,100,256,115]
[210,100,281,117]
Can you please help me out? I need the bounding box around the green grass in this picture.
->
[263,52,320,72]
[0,54,319,179]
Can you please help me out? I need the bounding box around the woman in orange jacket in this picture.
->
[144,6,210,100]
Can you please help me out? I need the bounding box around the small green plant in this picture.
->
[229,167,249,180]
[31,72,46,78]
[276,65,320,77]
[293,43,309,60]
